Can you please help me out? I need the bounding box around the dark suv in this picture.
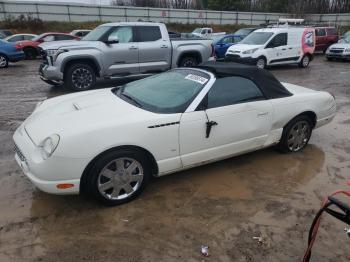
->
[315,27,339,52]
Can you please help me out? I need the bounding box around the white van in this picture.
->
[225,27,315,69]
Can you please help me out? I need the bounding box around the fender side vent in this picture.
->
[148,121,180,129]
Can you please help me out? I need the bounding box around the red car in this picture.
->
[315,27,339,53]
[17,32,79,59]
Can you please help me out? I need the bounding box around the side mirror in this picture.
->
[106,35,119,44]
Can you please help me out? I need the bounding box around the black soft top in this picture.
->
[197,61,292,99]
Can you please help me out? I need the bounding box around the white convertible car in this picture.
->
[13,62,336,205]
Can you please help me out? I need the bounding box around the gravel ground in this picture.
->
[0,56,350,262]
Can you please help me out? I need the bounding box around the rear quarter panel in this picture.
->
[171,39,212,67]
[269,91,334,130]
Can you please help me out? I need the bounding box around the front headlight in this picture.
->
[45,49,68,61]
[242,48,259,54]
[344,48,350,53]
[40,134,60,159]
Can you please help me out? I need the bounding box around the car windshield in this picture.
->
[241,32,274,45]
[114,69,210,113]
[32,33,47,41]
[235,28,253,36]
[192,28,202,34]
[343,35,350,43]
[82,26,111,41]
[212,35,223,44]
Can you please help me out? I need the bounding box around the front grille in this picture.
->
[14,143,26,162]
[38,47,47,60]
[330,49,344,54]
[226,54,241,59]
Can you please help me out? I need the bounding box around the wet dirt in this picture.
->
[0,56,350,261]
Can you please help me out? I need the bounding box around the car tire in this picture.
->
[179,56,199,67]
[256,57,266,69]
[326,57,333,61]
[65,63,96,91]
[299,54,310,68]
[0,54,9,68]
[84,149,151,206]
[24,48,37,60]
[276,115,313,153]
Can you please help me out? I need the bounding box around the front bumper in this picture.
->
[39,58,64,82]
[326,53,350,60]
[13,125,86,195]
[224,54,257,65]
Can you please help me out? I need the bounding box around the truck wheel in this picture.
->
[0,54,9,68]
[256,57,266,69]
[65,63,96,91]
[299,55,310,68]
[24,48,37,60]
[179,56,198,67]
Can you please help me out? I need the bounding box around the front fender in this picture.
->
[56,50,103,74]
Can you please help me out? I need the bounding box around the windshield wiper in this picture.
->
[120,92,143,108]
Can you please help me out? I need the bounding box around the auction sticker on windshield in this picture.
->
[185,74,208,85]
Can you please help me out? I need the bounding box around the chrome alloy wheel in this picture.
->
[71,67,93,89]
[287,120,311,152]
[97,157,144,200]
[0,55,7,68]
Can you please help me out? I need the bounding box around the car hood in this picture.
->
[39,40,98,50]
[329,42,350,49]
[24,89,152,145]
[227,44,262,53]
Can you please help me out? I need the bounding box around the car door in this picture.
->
[179,76,273,167]
[315,28,327,51]
[102,26,139,76]
[265,33,289,64]
[137,26,171,73]
[216,36,234,59]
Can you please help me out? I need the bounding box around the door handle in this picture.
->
[288,47,293,49]
[257,112,269,117]
[161,45,168,48]
[206,121,218,138]
[282,48,287,51]
[129,46,138,50]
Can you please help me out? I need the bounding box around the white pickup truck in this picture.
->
[191,27,226,39]
[38,22,214,91]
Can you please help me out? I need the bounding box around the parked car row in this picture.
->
[0,23,348,71]
[0,29,90,67]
